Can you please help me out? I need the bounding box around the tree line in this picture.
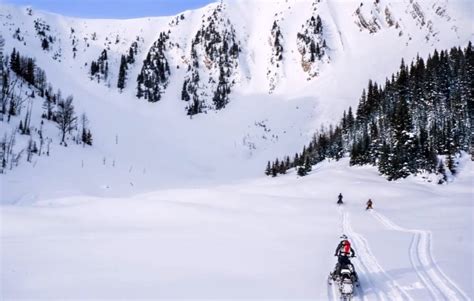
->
[1,37,93,173]
[267,43,473,182]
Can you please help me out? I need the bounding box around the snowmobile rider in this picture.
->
[333,235,357,280]
[366,199,373,210]
[337,193,343,205]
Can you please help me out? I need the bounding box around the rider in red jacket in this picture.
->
[333,235,357,280]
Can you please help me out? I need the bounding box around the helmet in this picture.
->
[340,234,348,240]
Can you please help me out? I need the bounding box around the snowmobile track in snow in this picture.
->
[327,276,339,301]
[328,207,368,301]
[327,277,362,301]
[340,207,413,301]
[371,210,470,301]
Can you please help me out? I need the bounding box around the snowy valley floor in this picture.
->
[1,158,472,300]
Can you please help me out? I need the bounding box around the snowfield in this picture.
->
[1,158,472,299]
[1,0,473,299]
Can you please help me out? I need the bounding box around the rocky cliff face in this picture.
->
[296,0,329,80]
[353,0,461,43]
[0,0,467,118]
[181,3,241,115]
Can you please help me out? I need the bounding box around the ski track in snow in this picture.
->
[371,210,470,301]
[335,206,376,301]
[340,207,413,301]
[327,277,338,301]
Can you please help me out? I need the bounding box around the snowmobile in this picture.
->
[328,260,359,300]
[366,199,373,210]
[337,193,343,205]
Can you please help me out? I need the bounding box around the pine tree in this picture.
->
[446,153,456,175]
[181,80,190,102]
[117,55,127,91]
[213,67,229,110]
[86,130,93,146]
[187,95,202,116]
[127,44,136,64]
[41,38,49,50]
[10,48,20,74]
[390,96,415,179]
[297,165,307,177]
[279,160,286,174]
[437,160,448,184]
[265,161,271,176]
[42,96,54,120]
[304,156,312,173]
[285,156,291,170]
[271,161,278,177]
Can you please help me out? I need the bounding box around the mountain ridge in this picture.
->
[0,0,472,202]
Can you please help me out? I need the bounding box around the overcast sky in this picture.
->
[2,0,217,18]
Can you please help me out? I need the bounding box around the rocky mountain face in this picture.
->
[0,0,470,199]
[181,3,241,115]
[0,0,466,116]
[353,0,460,42]
[136,32,171,102]
[296,1,329,80]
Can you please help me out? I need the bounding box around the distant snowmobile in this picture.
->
[366,199,373,210]
[329,235,359,300]
[337,193,344,205]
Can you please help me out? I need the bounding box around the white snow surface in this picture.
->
[1,158,472,299]
[0,0,473,299]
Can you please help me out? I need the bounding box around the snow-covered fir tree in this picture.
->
[117,55,127,92]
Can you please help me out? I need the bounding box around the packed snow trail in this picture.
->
[340,207,413,301]
[371,210,470,301]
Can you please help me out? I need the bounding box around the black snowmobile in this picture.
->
[329,236,359,300]
[337,193,344,205]
[329,260,359,300]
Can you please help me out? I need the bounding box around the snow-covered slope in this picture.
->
[1,1,473,299]
[0,0,472,202]
[1,157,472,299]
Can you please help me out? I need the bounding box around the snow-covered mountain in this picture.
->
[0,0,472,202]
[1,1,473,300]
